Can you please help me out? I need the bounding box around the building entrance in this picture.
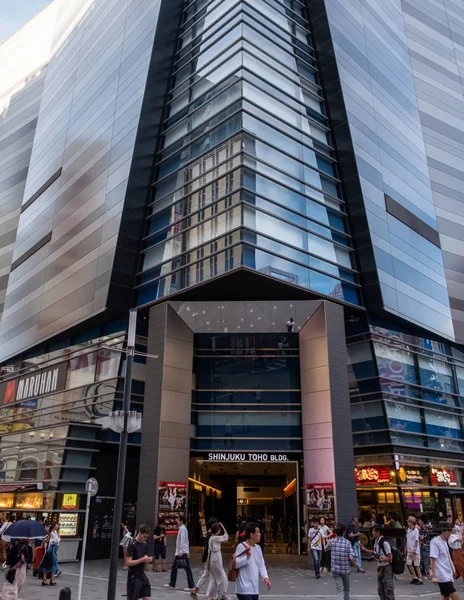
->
[188,458,301,554]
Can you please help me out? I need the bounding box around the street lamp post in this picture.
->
[107,310,140,600]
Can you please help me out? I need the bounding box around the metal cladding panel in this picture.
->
[0,2,57,326]
[309,0,455,340]
[0,0,165,361]
[401,0,464,343]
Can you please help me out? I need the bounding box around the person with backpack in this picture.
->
[361,525,396,600]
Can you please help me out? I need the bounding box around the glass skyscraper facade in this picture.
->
[137,0,360,306]
[1,0,464,554]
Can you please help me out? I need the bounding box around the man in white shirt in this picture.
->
[235,522,271,600]
[165,516,195,591]
[406,517,422,585]
[430,522,459,600]
[309,520,323,579]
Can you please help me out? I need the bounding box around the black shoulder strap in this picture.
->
[379,537,390,559]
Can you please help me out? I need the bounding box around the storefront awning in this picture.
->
[0,485,34,493]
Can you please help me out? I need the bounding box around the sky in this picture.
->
[0,0,52,44]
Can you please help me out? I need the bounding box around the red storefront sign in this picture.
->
[355,466,391,485]
[430,467,456,487]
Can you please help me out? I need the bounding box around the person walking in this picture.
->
[328,523,357,600]
[2,538,32,600]
[191,517,218,600]
[153,518,167,573]
[361,525,396,600]
[347,517,365,573]
[126,524,153,600]
[206,522,229,600]
[309,519,323,579]
[120,522,133,570]
[448,526,464,580]
[430,522,459,600]
[418,514,431,579]
[39,523,60,586]
[235,521,271,600]
[165,516,195,591]
[406,517,422,585]
[320,517,332,573]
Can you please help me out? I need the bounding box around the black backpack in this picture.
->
[379,538,405,575]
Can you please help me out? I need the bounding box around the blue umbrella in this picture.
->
[3,519,47,540]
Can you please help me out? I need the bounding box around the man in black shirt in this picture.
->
[126,524,153,600]
[153,518,167,572]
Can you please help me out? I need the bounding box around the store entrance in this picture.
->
[188,458,300,554]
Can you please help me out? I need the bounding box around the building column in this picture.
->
[299,300,357,525]
[136,303,194,530]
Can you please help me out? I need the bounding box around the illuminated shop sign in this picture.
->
[62,494,78,510]
[398,467,424,485]
[431,467,457,487]
[206,453,290,462]
[355,466,391,484]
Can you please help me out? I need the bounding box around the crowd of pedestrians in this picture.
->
[121,511,464,600]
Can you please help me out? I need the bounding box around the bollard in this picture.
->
[59,587,72,600]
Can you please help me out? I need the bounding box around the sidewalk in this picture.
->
[10,554,454,600]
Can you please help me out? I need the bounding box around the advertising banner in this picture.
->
[158,482,187,535]
[306,483,335,527]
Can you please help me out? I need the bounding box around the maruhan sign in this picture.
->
[15,362,68,402]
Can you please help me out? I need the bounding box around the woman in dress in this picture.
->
[206,522,229,600]
[119,523,133,570]
[39,523,60,585]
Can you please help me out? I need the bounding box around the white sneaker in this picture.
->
[164,584,174,589]
[184,588,195,592]
[122,565,128,570]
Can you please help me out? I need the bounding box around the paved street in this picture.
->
[9,554,460,600]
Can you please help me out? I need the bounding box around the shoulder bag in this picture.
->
[227,546,249,582]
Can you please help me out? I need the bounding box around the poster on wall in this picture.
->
[158,482,187,535]
[306,483,335,527]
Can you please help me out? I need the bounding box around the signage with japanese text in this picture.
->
[355,466,391,485]
[158,482,187,535]
[306,483,335,527]
[431,467,457,487]
[398,467,424,485]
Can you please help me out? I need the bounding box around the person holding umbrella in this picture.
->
[2,538,33,600]
[0,518,47,599]
[39,523,61,586]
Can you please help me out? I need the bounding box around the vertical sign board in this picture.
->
[306,483,335,528]
[158,482,187,535]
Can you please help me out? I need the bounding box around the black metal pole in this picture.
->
[107,310,137,600]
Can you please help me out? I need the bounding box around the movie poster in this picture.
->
[306,483,335,527]
[158,482,187,535]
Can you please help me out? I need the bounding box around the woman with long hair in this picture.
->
[39,523,60,586]
[205,522,229,600]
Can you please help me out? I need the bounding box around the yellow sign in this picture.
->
[62,494,78,510]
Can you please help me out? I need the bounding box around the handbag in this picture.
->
[227,546,249,582]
